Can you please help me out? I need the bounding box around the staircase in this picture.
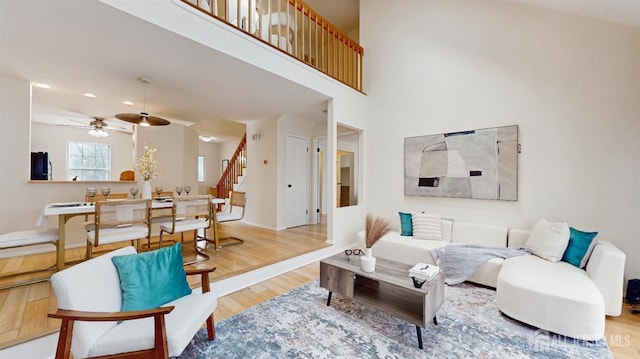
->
[216,133,247,203]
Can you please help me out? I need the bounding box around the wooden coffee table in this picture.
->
[320,254,444,349]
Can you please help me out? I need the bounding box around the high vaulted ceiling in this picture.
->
[0,0,331,140]
[2,0,637,141]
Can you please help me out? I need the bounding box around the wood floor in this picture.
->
[0,221,329,349]
[1,222,639,358]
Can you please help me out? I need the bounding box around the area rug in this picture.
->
[176,280,611,359]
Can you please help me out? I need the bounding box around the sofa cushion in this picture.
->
[398,212,413,236]
[411,212,442,240]
[111,243,192,312]
[524,218,570,262]
[452,222,508,247]
[497,255,605,340]
[358,231,448,265]
[562,227,598,268]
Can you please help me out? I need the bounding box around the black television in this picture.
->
[30,151,49,180]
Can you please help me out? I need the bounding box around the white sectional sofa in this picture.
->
[355,219,626,340]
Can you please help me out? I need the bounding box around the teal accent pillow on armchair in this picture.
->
[111,243,192,312]
[562,227,598,268]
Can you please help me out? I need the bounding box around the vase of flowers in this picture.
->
[361,213,393,272]
[134,144,160,200]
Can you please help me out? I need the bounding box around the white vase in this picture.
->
[361,247,376,272]
[142,181,152,200]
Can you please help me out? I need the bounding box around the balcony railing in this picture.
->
[183,0,363,92]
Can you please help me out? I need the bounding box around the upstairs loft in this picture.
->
[184,0,363,92]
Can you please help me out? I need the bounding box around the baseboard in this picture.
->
[213,243,352,297]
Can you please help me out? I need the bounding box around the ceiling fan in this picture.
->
[115,77,171,127]
[87,117,110,137]
[68,116,130,137]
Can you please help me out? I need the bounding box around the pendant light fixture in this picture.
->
[116,77,170,126]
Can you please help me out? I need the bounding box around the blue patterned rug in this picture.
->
[176,280,611,358]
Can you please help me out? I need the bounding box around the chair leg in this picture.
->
[159,230,164,249]
[206,314,216,340]
[185,229,210,265]
[86,241,93,259]
[54,318,74,359]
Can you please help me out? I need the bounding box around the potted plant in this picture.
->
[361,213,393,272]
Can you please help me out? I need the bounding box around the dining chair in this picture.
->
[158,195,213,264]
[213,191,246,248]
[85,199,151,259]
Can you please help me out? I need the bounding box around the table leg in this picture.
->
[326,291,332,306]
[433,315,438,325]
[416,326,423,349]
[56,215,67,271]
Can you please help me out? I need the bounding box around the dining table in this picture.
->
[40,197,228,271]
[40,200,174,271]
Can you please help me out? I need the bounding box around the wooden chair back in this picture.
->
[229,191,246,208]
[85,192,129,202]
[153,191,174,198]
[173,195,212,220]
[95,199,151,228]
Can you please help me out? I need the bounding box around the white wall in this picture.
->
[31,123,133,181]
[244,118,278,229]
[136,124,199,194]
[361,0,640,281]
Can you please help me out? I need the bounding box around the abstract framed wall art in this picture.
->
[404,125,518,200]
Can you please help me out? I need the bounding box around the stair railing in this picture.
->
[182,0,363,92]
[216,133,247,202]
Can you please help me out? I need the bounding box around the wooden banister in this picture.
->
[216,133,247,202]
[181,0,363,92]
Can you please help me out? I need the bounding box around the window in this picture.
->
[67,142,111,180]
[197,155,205,182]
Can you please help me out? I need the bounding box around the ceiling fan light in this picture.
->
[88,127,109,138]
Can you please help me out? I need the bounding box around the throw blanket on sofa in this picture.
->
[431,244,529,285]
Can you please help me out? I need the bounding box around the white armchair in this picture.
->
[48,246,217,358]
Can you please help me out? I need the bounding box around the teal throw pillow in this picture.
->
[399,212,413,236]
[111,243,192,312]
[562,227,598,268]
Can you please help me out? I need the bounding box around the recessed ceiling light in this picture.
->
[122,100,134,106]
[199,135,215,143]
[33,83,51,89]
[83,93,97,98]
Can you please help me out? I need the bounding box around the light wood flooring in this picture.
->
[1,222,639,358]
[0,221,328,349]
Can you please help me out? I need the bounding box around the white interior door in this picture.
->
[285,135,309,228]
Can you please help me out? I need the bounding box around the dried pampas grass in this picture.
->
[365,213,393,248]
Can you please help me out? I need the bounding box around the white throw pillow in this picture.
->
[525,218,570,262]
[411,212,443,240]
